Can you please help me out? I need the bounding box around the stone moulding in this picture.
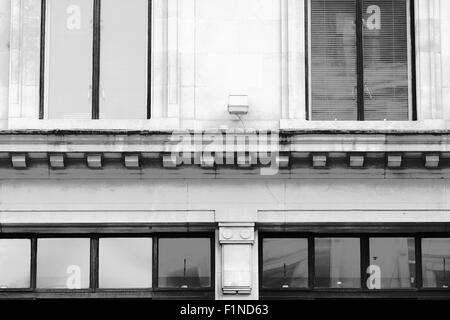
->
[0,132,446,170]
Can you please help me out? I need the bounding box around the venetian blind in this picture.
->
[311,0,358,121]
[310,0,410,121]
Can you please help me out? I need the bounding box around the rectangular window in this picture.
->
[99,0,149,119]
[99,238,152,289]
[309,0,413,121]
[0,239,31,289]
[315,238,361,288]
[158,238,212,289]
[422,239,450,289]
[37,238,91,289]
[45,0,94,119]
[42,0,151,120]
[369,238,416,289]
[0,233,214,298]
[262,238,309,289]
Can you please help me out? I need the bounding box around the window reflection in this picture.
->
[99,238,152,289]
[158,238,211,288]
[0,239,31,289]
[369,238,415,289]
[262,239,308,289]
[37,239,90,289]
[315,238,360,288]
[422,239,450,289]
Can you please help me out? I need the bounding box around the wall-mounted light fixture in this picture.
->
[228,93,249,116]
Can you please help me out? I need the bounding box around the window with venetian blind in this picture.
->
[309,0,414,121]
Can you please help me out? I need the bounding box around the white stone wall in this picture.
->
[181,0,281,129]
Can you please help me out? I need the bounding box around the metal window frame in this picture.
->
[0,231,215,300]
[259,230,450,300]
[38,0,153,120]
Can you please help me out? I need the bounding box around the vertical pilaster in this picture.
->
[167,0,180,120]
[9,0,41,121]
[415,0,443,120]
[281,0,306,122]
[218,223,257,300]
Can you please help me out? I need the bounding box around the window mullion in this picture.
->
[415,237,423,289]
[152,236,158,289]
[39,0,46,120]
[360,236,369,290]
[31,238,37,290]
[90,237,99,290]
[92,0,101,120]
[308,235,315,288]
[356,0,365,121]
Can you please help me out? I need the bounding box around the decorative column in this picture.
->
[281,0,306,122]
[415,0,443,120]
[166,0,180,119]
[219,223,255,296]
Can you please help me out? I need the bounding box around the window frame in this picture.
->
[38,0,153,121]
[306,0,417,122]
[0,232,215,300]
[259,232,450,300]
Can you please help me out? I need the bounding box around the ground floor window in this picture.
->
[0,239,31,289]
[260,234,450,298]
[422,239,450,289]
[0,234,214,299]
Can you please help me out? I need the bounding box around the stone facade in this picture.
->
[0,0,450,300]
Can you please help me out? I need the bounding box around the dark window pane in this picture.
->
[369,238,415,289]
[46,0,93,119]
[99,238,152,289]
[0,240,31,289]
[315,238,360,288]
[311,0,358,120]
[262,239,308,289]
[363,0,410,120]
[158,238,211,289]
[37,239,90,289]
[422,239,450,289]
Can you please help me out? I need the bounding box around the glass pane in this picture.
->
[363,0,409,120]
[422,239,450,289]
[46,0,93,119]
[315,238,361,288]
[99,238,152,289]
[37,239,90,289]
[311,0,358,120]
[262,239,308,289]
[369,238,415,289]
[99,0,148,119]
[0,240,31,289]
[158,238,211,288]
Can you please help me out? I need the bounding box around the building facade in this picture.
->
[0,0,450,300]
